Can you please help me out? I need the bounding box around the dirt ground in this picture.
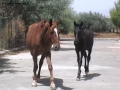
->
[60,32,120,38]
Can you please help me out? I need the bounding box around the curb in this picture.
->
[94,38,120,40]
[60,38,120,41]
[0,46,26,55]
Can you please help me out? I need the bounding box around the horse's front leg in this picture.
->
[45,51,56,90]
[83,51,88,75]
[86,48,92,76]
[37,54,45,80]
[32,55,38,87]
[75,49,81,81]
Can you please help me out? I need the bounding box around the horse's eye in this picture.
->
[51,31,54,35]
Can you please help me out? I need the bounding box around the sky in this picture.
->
[71,0,118,17]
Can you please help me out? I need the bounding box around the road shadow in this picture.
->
[60,42,73,45]
[59,47,75,51]
[37,76,73,90]
[82,73,101,81]
[51,47,75,51]
[60,39,74,41]
[0,57,25,74]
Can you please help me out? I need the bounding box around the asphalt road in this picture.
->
[0,39,120,90]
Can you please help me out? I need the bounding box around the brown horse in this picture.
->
[26,19,60,90]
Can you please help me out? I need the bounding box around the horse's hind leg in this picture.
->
[46,51,56,90]
[86,48,92,75]
[32,55,38,87]
[37,54,45,80]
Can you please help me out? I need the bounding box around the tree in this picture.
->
[0,0,73,34]
[0,0,74,49]
[110,0,120,28]
[76,12,112,32]
[59,5,75,34]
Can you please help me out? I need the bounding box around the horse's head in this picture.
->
[52,22,60,51]
[46,19,60,51]
[73,21,83,45]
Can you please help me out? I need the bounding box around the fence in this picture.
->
[0,17,26,51]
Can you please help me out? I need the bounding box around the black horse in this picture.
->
[73,21,94,80]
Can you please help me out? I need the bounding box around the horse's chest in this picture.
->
[37,45,51,54]
[75,42,86,50]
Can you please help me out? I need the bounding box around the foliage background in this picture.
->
[0,0,119,50]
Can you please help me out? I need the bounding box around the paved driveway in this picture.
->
[0,39,120,90]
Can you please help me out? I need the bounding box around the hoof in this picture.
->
[76,77,80,81]
[31,80,37,87]
[37,75,40,79]
[50,82,56,90]
[37,77,40,82]
[85,72,89,76]
[37,78,40,82]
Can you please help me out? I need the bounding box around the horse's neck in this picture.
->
[40,33,52,47]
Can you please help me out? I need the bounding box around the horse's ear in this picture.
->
[74,21,76,26]
[49,19,52,27]
[44,20,47,23]
[57,20,60,25]
[41,20,45,27]
[79,21,83,28]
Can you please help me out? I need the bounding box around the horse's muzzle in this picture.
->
[53,44,60,51]
[53,46,60,51]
